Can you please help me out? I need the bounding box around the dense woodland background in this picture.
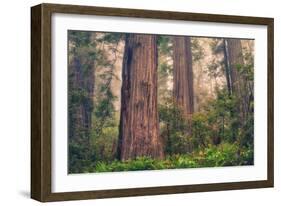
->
[68,31,254,173]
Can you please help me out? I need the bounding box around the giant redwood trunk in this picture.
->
[117,34,164,161]
[173,36,194,117]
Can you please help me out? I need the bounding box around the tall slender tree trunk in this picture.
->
[173,36,194,118]
[117,34,164,161]
[223,39,232,96]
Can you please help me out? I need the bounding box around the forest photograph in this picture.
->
[67,30,254,174]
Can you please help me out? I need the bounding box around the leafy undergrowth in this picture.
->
[82,143,253,173]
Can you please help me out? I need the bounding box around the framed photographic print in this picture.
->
[31,3,274,202]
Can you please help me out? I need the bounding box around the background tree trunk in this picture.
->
[173,36,194,117]
[225,39,244,94]
[68,51,95,159]
[225,39,245,97]
[69,58,94,140]
[117,34,164,161]
[223,39,232,96]
[225,38,249,142]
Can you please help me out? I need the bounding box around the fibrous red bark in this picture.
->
[118,34,164,161]
[173,36,194,117]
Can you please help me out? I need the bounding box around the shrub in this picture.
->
[158,98,192,155]
[83,143,253,173]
